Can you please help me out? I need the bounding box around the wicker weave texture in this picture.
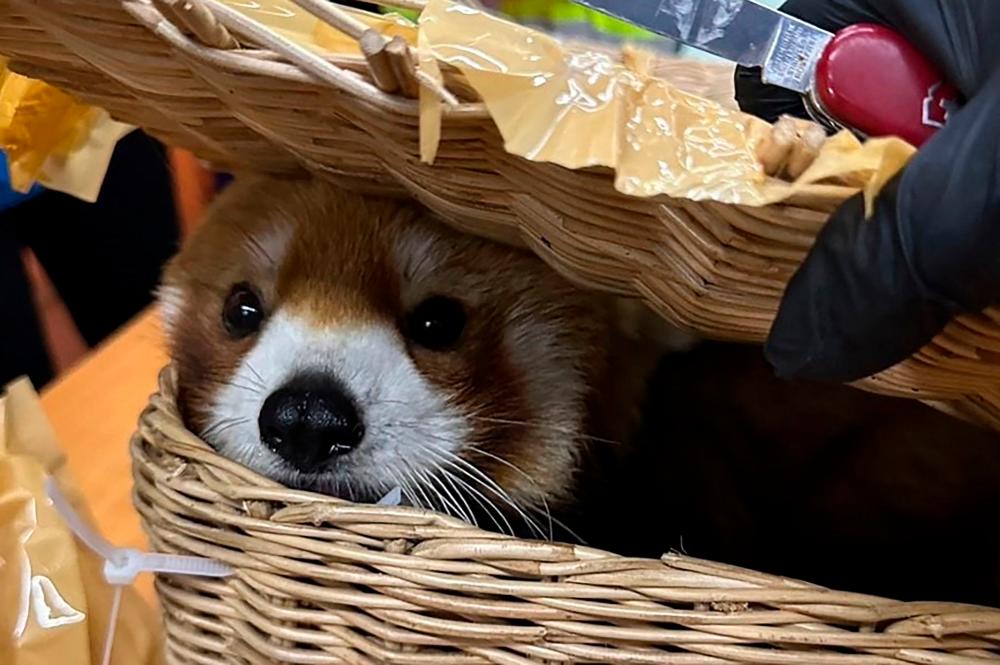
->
[2,0,1000,430]
[133,369,1000,664]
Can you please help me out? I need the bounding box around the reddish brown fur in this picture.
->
[160,175,657,508]
[161,180,288,435]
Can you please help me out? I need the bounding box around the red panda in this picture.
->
[158,174,666,534]
[160,175,1000,607]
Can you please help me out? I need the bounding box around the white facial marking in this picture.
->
[394,225,441,285]
[156,284,186,335]
[205,311,469,498]
[243,222,294,269]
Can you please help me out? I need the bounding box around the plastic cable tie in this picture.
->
[100,586,123,665]
[101,548,233,585]
[45,476,232,665]
[377,486,403,506]
[44,476,234,586]
[44,476,121,563]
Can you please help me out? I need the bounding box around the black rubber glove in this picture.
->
[733,0,1000,382]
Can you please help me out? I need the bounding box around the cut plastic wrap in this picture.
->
[219,0,417,53]
[0,61,133,203]
[221,0,918,210]
[0,378,162,665]
[416,0,915,209]
[0,0,916,212]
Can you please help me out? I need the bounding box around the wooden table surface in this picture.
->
[40,308,167,602]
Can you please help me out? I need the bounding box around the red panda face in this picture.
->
[158,176,645,534]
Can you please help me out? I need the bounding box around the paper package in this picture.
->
[0,378,162,665]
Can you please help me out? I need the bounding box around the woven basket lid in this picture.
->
[1,0,999,432]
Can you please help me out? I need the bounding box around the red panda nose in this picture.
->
[258,377,365,472]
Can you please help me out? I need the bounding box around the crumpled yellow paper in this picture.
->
[0,62,134,203]
[0,378,162,665]
[417,0,916,210]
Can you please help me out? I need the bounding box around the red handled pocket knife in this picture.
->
[572,0,960,147]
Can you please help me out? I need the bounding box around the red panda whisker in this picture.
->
[404,445,468,514]
[433,466,511,535]
[244,361,267,390]
[227,380,264,395]
[415,444,521,536]
[437,469,478,528]
[465,446,538,486]
[411,466,451,515]
[526,503,586,545]
[422,444,548,540]
[423,467,476,525]
[462,444,555,539]
[392,471,419,510]
[447,473,516,537]
[201,416,250,440]
[426,471,474,525]
[464,415,623,447]
[398,461,434,513]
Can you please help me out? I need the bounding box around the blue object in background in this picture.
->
[0,151,43,213]
[215,171,233,192]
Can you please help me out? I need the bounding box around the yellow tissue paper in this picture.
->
[0,62,133,203]
[0,378,162,665]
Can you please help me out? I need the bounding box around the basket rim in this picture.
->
[129,362,1000,664]
[137,364,1000,612]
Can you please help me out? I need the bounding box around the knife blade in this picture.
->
[571,0,960,147]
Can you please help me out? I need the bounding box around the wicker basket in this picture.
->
[135,368,1000,664]
[2,0,1000,431]
[5,4,1000,657]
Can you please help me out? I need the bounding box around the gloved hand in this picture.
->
[734,0,1000,383]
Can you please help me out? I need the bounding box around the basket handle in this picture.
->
[146,0,454,103]
[151,0,238,50]
[756,116,828,180]
[289,0,456,102]
[290,0,415,95]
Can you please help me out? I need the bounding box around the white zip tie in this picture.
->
[45,479,403,664]
[44,477,233,665]
[377,486,403,506]
[100,586,123,665]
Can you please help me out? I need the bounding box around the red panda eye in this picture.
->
[405,296,466,351]
[223,283,265,339]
